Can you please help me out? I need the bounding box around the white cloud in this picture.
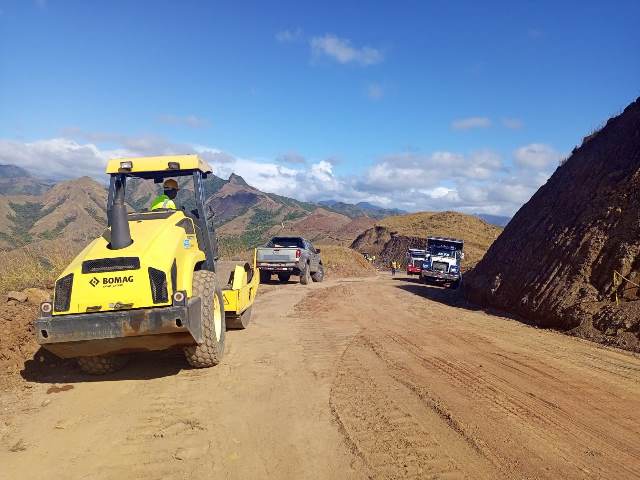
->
[276,28,303,43]
[366,83,384,100]
[0,138,120,179]
[451,117,492,130]
[502,117,524,129]
[513,143,561,169]
[0,134,559,216]
[310,34,383,66]
[157,114,210,129]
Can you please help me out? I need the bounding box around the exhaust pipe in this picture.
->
[110,176,132,250]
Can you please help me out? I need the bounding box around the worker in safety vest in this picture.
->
[150,179,179,210]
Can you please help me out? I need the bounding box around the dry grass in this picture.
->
[0,239,79,293]
[317,245,376,278]
[378,211,502,267]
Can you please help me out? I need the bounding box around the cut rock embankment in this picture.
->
[465,97,640,351]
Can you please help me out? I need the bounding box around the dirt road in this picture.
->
[2,275,640,479]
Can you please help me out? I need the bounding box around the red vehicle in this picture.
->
[406,248,427,275]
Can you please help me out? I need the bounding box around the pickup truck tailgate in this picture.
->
[257,248,298,263]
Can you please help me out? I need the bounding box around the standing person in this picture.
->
[391,261,397,276]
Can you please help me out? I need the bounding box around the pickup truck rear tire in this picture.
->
[260,271,271,283]
[77,354,129,375]
[226,306,252,330]
[300,263,311,285]
[311,264,324,283]
[184,271,226,368]
[277,273,291,283]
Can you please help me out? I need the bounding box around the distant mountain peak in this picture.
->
[0,164,31,178]
[228,173,249,186]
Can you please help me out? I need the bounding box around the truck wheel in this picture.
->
[226,306,252,330]
[449,278,461,289]
[277,273,291,283]
[184,271,226,368]
[311,264,324,283]
[77,355,129,375]
[259,270,271,284]
[300,262,311,285]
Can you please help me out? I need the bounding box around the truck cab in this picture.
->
[406,248,427,275]
[420,237,464,288]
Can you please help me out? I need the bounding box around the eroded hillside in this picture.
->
[465,97,640,352]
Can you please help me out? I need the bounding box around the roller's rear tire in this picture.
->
[300,263,311,285]
[311,264,324,283]
[277,273,291,283]
[226,306,252,330]
[77,355,129,375]
[184,271,226,368]
[260,271,271,284]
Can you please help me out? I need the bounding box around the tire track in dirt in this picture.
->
[297,282,499,479]
[330,337,486,479]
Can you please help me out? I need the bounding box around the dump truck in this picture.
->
[420,237,464,288]
[256,236,324,284]
[406,248,427,275]
[34,155,257,374]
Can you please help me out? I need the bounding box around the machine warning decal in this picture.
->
[183,239,191,249]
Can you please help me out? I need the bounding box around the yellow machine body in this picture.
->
[52,211,204,316]
[222,251,260,316]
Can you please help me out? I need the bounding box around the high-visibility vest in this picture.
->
[150,194,177,211]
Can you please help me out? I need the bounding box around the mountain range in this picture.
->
[0,165,376,256]
[0,163,510,259]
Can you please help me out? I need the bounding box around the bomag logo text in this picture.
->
[103,276,134,285]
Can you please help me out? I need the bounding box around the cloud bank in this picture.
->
[0,134,562,216]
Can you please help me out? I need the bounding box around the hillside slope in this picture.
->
[351,211,502,269]
[0,168,376,291]
[465,97,640,351]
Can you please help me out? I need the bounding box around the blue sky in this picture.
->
[0,0,638,215]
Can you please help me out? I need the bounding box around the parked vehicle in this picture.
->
[420,237,464,288]
[406,248,427,275]
[256,236,324,285]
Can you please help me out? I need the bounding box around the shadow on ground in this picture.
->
[20,348,191,384]
[392,276,534,326]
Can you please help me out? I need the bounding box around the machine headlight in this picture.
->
[119,161,133,170]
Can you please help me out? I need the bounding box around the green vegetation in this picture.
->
[38,215,77,240]
[6,201,61,246]
[283,210,307,222]
[85,206,107,226]
[218,207,284,257]
[265,192,316,212]
[242,208,280,246]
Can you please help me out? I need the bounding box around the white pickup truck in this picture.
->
[256,236,324,285]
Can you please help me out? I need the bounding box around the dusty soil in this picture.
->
[2,275,640,479]
[465,97,640,351]
[0,303,41,378]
